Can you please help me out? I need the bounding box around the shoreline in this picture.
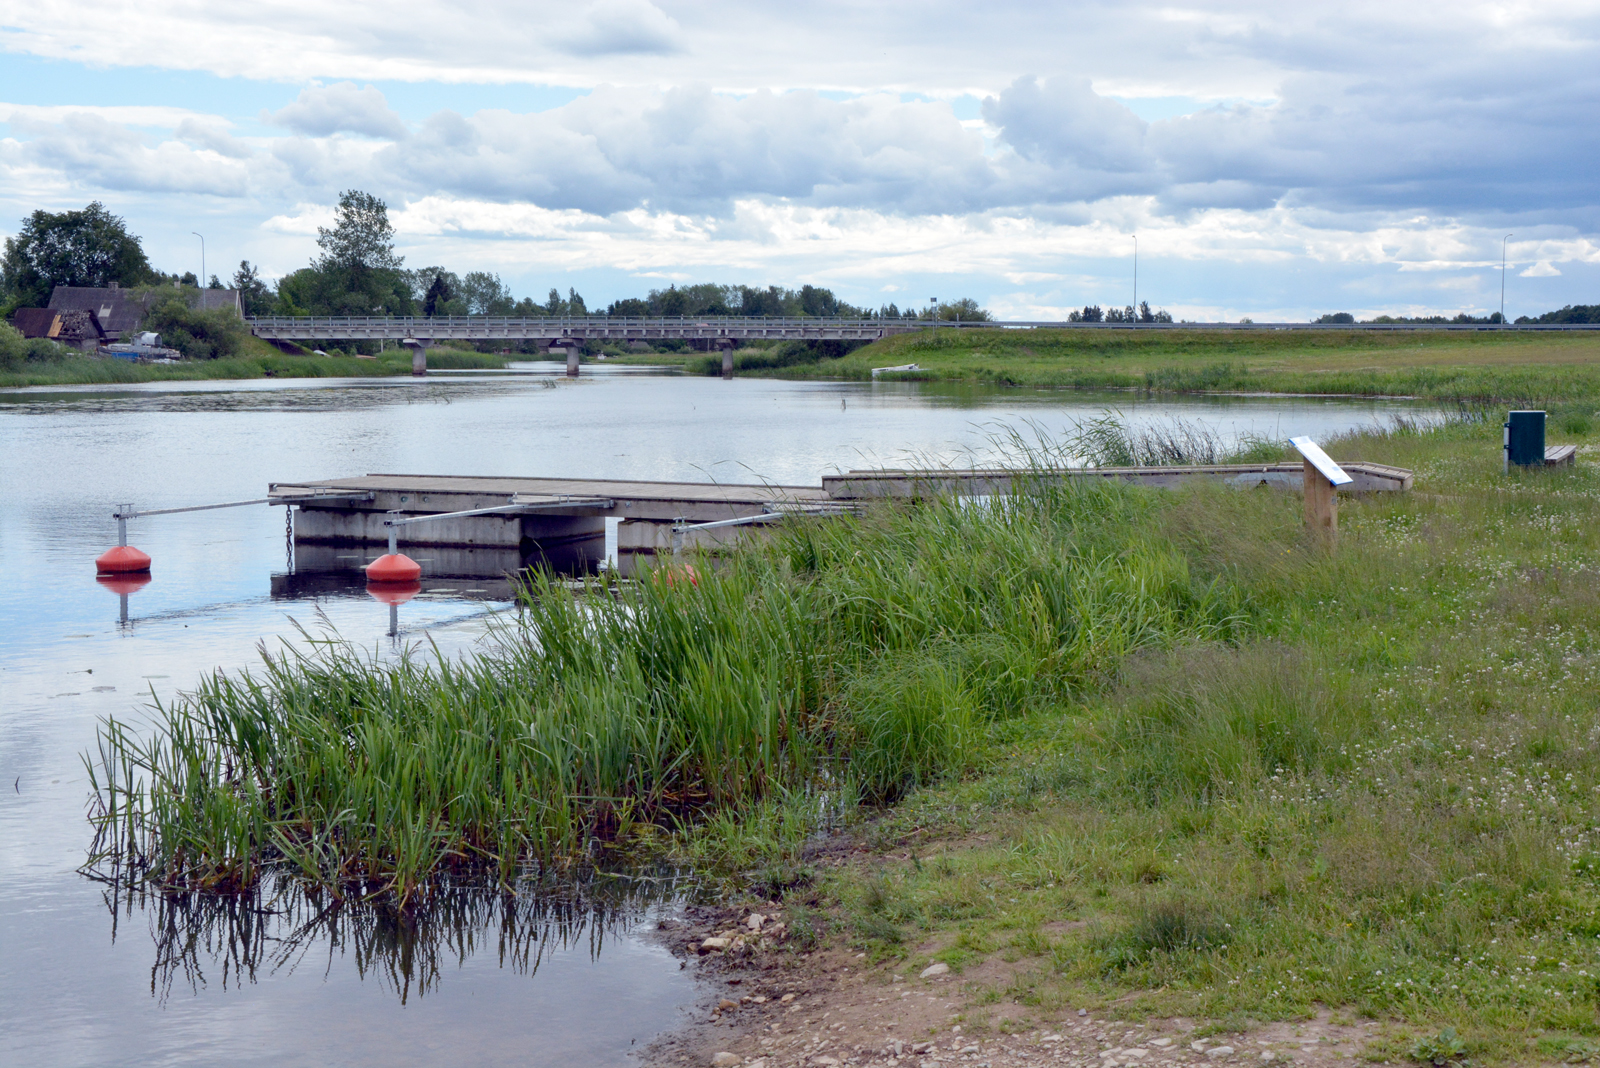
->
[0,347,509,389]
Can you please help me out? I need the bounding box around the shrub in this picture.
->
[140,291,247,359]
[0,322,71,369]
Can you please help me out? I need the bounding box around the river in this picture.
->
[0,364,1439,1065]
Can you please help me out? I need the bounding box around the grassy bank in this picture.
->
[87,412,1600,1061]
[720,327,1600,403]
[764,415,1600,1065]
[0,339,506,388]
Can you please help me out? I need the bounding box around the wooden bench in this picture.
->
[1545,445,1578,466]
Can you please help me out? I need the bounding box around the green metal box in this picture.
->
[1505,410,1546,470]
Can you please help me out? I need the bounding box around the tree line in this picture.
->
[1068,302,1174,323]
[1,193,995,324]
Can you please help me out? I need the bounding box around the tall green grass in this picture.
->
[85,475,1242,908]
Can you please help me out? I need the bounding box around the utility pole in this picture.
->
[1501,233,1513,326]
[1132,234,1138,322]
[191,232,205,289]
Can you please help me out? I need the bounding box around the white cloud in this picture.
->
[174,119,254,159]
[0,103,208,128]
[3,1,1599,317]
[267,83,409,139]
[3,112,253,196]
[554,0,687,56]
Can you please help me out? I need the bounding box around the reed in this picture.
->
[85,466,1241,907]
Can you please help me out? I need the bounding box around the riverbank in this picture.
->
[86,410,1600,1065]
[706,328,1600,404]
[653,413,1600,1068]
[0,339,506,387]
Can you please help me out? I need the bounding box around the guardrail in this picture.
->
[246,314,1600,340]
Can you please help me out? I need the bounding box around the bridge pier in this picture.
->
[403,337,432,376]
[555,337,580,377]
[718,338,735,377]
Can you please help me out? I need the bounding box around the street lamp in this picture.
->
[1500,233,1513,326]
[191,232,205,289]
[1132,234,1138,322]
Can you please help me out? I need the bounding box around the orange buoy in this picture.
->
[365,552,422,583]
[96,571,152,596]
[96,545,152,574]
[661,563,699,588]
[366,578,421,605]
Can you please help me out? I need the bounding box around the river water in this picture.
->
[0,364,1438,1065]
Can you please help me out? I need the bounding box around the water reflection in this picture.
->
[96,571,152,627]
[107,869,688,1007]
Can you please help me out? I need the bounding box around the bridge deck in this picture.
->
[246,314,1600,343]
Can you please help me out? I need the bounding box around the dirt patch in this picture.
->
[640,904,1380,1068]
[639,833,1383,1068]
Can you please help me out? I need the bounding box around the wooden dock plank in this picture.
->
[271,473,829,505]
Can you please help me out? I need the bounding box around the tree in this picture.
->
[141,289,247,359]
[459,271,515,315]
[1315,312,1355,324]
[1516,304,1600,324]
[606,297,650,317]
[302,191,411,316]
[567,287,587,315]
[936,297,991,322]
[316,190,403,277]
[231,260,274,316]
[657,286,686,316]
[799,284,836,317]
[1,201,154,311]
[423,274,452,317]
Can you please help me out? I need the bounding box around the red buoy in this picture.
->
[365,553,422,583]
[366,578,421,605]
[660,563,699,588]
[96,545,152,574]
[96,571,152,596]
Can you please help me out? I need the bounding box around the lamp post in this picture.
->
[191,232,205,289]
[1500,233,1513,327]
[1132,234,1138,322]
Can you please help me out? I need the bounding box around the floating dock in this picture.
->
[270,461,1413,577]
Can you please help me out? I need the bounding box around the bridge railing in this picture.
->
[245,315,939,330]
[245,314,1600,334]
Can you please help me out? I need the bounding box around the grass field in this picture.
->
[714,328,1600,404]
[0,337,506,388]
[86,408,1600,1062]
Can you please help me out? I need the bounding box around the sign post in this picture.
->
[1290,436,1354,536]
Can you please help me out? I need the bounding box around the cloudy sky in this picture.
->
[2,0,1597,320]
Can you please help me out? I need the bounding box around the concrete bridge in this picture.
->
[245,314,1600,375]
[247,315,923,344]
[245,315,1600,345]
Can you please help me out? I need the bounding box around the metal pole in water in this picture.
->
[117,506,129,547]
[388,602,398,637]
[119,593,129,627]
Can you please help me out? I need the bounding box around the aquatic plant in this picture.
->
[85,470,1243,908]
